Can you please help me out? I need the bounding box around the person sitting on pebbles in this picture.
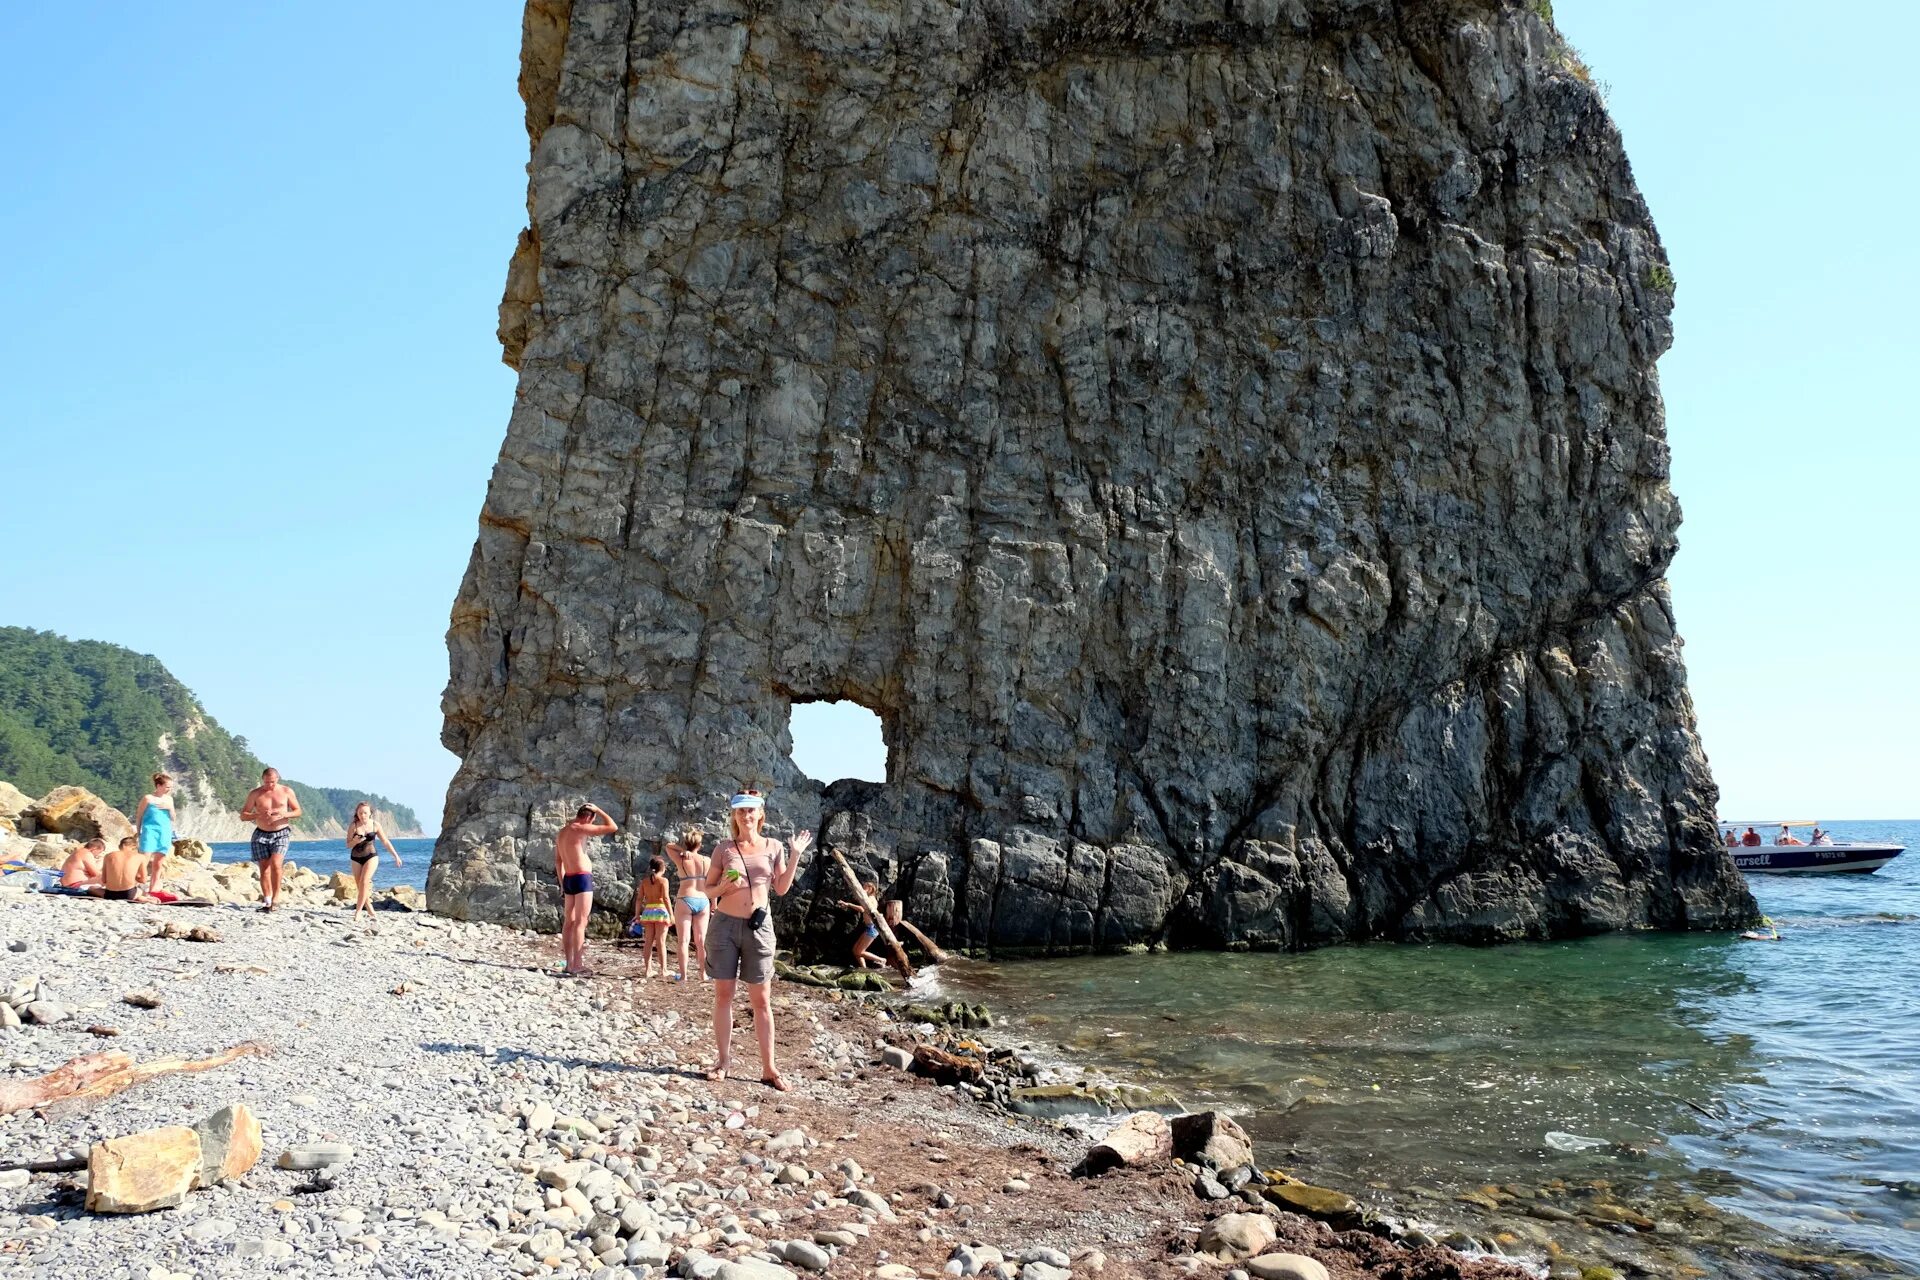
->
[56,838,107,895]
[705,788,810,1090]
[100,836,148,902]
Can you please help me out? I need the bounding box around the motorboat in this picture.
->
[1719,820,1906,875]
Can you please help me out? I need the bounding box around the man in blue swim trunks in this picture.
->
[554,802,617,976]
[239,766,301,912]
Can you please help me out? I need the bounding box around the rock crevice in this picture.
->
[431,0,1755,947]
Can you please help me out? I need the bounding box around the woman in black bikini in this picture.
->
[345,802,403,929]
[706,789,811,1091]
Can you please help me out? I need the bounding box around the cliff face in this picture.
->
[432,0,1756,946]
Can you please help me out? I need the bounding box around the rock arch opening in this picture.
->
[786,699,888,787]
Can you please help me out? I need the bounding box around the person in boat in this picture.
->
[1724,828,1740,848]
[1741,827,1763,847]
[1810,826,1834,846]
[1777,825,1805,847]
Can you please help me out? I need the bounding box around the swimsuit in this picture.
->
[137,801,173,855]
[562,872,594,896]
[862,922,880,941]
[678,867,709,915]
[251,827,291,863]
[104,887,136,901]
[638,880,672,924]
[350,830,378,865]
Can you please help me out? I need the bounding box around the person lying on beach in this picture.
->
[57,838,108,895]
[663,828,710,982]
[630,856,674,979]
[345,801,403,931]
[556,802,617,977]
[132,772,177,895]
[100,837,148,901]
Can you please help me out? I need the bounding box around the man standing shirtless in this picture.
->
[555,802,617,976]
[239,766,301,912]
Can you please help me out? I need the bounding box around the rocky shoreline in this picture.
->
[0,882,1544,1280]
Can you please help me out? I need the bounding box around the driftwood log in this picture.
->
[827,849,913,979]
[893,917,949,964]
[0,1042,267,1117]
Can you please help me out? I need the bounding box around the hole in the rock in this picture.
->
[788,700,887,785]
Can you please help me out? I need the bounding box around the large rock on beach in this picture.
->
[171,837,213,863]
[1074,1110,1172,1176]
[191,1104,262,1187]
[26,786,133,845]
[1172,1110,1253,1173]
[86,1126,203,1214]
[1199,1212,1278,1262]
[430,0,1757,950]
[0,780,31,822]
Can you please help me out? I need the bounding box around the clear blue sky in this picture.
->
[1,1,1911,831]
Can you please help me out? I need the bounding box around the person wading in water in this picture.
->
[705,789,810,1090]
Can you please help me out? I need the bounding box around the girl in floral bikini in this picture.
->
[631,856,674,978]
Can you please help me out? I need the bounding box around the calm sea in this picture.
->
[932,819,1920,1276]
[207,836,435,891]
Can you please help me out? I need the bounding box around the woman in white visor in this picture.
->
[705,788,812,1089]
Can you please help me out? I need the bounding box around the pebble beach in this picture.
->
[0,880,1532,1280]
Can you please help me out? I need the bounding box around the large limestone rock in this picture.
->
[172,837,213,864]
[86,1126,202,1213]
[191,1103,262,1188]
[432,0,1755,949]
[27,787,133,846]
[0,780,31,822]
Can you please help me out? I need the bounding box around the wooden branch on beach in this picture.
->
[0,1155,86,1175]
[893,917,949,964]
[827,848,914,979]
[0,1041,268,1117]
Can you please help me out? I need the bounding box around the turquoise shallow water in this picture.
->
[207,837,434,891]
[935,819,1920,1276]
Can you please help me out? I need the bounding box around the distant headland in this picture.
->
[0,626,421,839]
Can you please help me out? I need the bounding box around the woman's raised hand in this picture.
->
[790,830,814,858]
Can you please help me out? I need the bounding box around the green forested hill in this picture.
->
[0,626,419,833]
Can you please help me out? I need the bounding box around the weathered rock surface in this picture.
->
[0,780,31,822]
[86,1126,202,1214]
[1074,1110,1172,1176]
[432,0,1755,949]
[1171,1110,1254,1173]
[191,1103,262,1187]
[26,787,132,846]
[1200,1212,1278,1262]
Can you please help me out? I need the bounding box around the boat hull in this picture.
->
[1732,844,1905,875]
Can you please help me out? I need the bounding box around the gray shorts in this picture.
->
[705,911,776,984]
